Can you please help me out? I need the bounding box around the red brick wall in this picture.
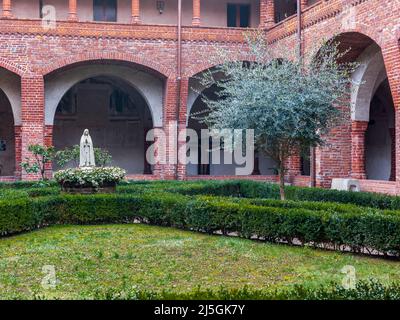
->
[0,0,398,194]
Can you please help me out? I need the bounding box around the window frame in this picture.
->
[93,0,118,22]
[227,3,251,28]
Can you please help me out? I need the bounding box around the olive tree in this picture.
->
[198,33,356,200]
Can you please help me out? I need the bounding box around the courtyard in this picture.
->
[1,223,400,300]
[1,180,400,300]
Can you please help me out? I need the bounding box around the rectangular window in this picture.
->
[94,0,117,22]
[227,4,251,28]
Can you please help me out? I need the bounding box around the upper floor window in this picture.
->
[227,4,250,28]
[275,0,297,23]
[39,0,44,18]
[94,0,117,22]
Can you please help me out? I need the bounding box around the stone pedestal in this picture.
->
[331,178,361,192]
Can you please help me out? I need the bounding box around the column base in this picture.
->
[131,16,141,24]
[192,18,201,26]
[68,13,78,21]
[1,13,13,19]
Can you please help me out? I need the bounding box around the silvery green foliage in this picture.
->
[198,32,357,178]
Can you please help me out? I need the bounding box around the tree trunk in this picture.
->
[279,161,286,200]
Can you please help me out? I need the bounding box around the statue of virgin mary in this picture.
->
[79,129,96,167]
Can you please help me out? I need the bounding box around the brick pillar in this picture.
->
[315,110,352,188]
[260,0,274,29]
[68,0,77,21]
[160,78,179,180]
[14,125,22,179]
[382,43,400,192]
[351,121,368,179]
[286,152,302,182]
[44,125,54,179]
[131,0,141,24]
[389,128,396,181]
[21,75,45,181]
[192,0,201,26]
[1,0,12,18]
[177,78,189,180]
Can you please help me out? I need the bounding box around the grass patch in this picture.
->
[1,224,400,300]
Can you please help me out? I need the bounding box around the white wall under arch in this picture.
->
[0,68,21,125]
[45,64,164,127]
[351,43,387,122]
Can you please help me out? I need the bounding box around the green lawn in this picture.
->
[0,224,399,299]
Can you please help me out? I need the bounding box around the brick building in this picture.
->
[0,0,399,194]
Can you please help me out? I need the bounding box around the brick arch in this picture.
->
[45,64,165,127]
[186,58,255,121]
[0,57,27,77]
[185,56,256,79]
[39,51,174,79]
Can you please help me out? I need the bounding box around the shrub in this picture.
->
[21,144,55,181]
[55,145,113,168]
[90,280,400,300]
[1,191,400,256]
[54,167,126,188]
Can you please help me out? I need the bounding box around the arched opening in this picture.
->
[365,79,395,181]
[0,89,15,176]
[342,33,396,182]
[53,75,154,174]
[311,32,395,187]
[187,82,276,176]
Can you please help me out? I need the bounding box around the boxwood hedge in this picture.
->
[1,190,400,256]
[91,280,400,300]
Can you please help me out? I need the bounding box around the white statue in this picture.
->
[79,129,96,167]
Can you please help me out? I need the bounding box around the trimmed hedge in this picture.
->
[166,180,400,210]
[91,280,400,300]
[2,179,400,211]
[1,192,400,256]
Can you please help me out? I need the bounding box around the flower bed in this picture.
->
[54,167,126,192]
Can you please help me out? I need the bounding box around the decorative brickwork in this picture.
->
[0,0,398,194]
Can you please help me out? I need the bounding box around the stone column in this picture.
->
[131,0,141,24]
[192,0,201,26]
[68,0,77,21]
[2,0,12,18]
[21,75,45,181]
[351,121,368,179]
[260,0,275,29]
